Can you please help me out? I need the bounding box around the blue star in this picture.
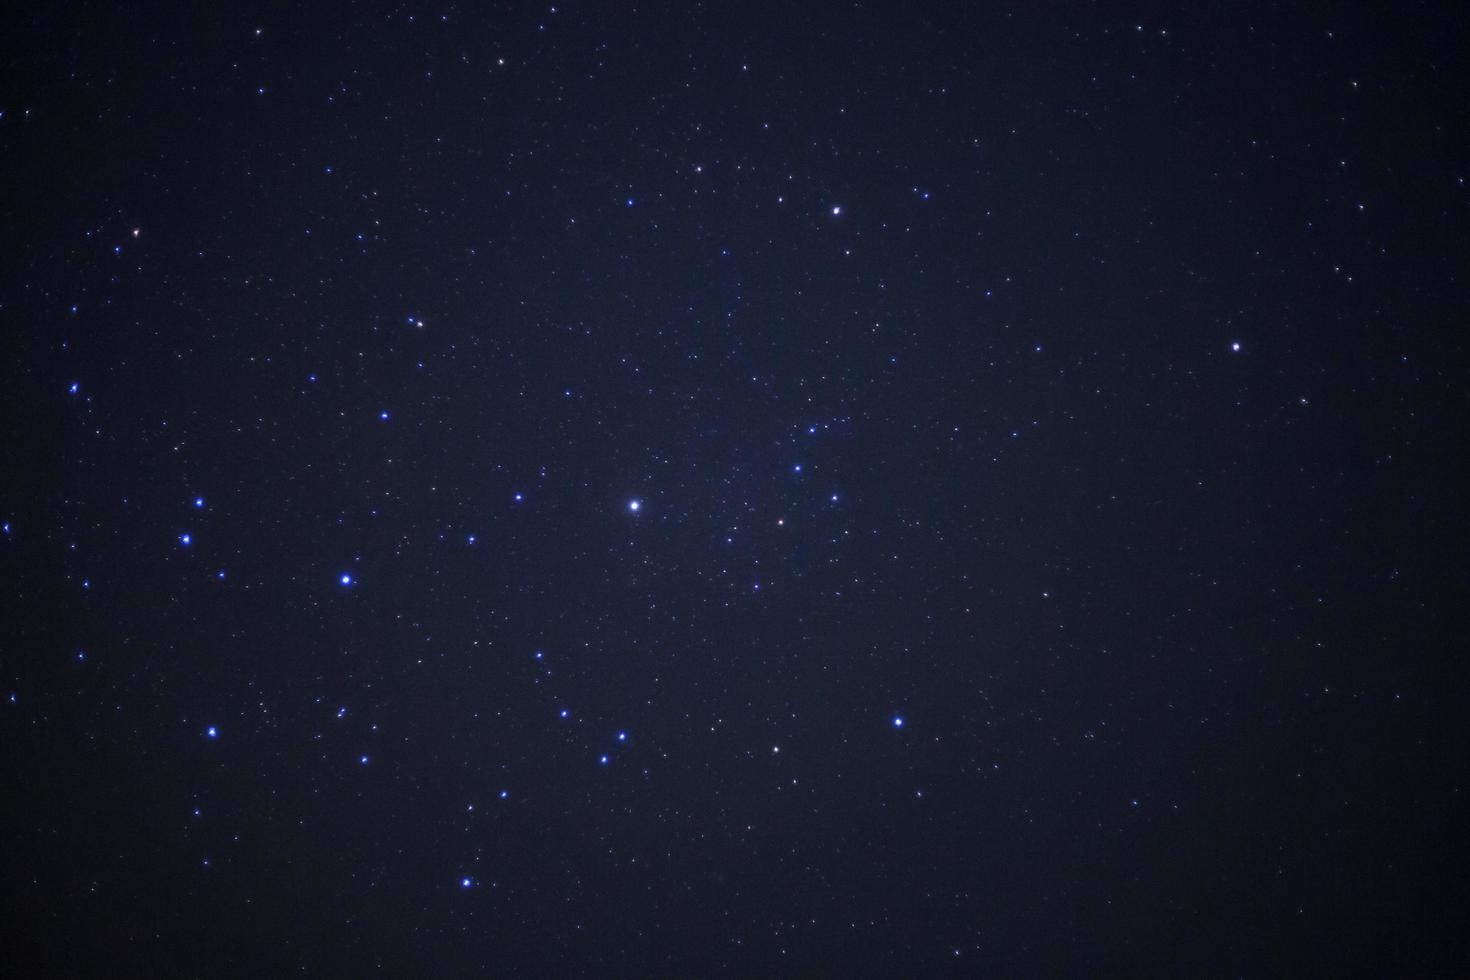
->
[76,651,86,662]
[69,382,79,395]
[337,707,347,719]
[379,410,390,420]
[460,876,473,888]
[793,464,802,473]
[339,573,354,587]
[1230,341,1242,353]
[216,570,226,580]
[600,755,609,765]
[559,708,569,718]
[513,492,524,503]
[180,533,192,546]
[628,499,640,512]
[617,731,627,742]
[206,726,218,738]
[194,497,205,508]
[892,716,904,728]
[499,790,508,799]
[359,755,369,765]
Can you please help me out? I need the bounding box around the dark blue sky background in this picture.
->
[3,2,1467,974]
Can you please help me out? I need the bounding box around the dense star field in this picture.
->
[3,3,1468,975]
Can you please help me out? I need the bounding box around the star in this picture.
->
[193,497,205,508]
[179,533,192,546]
[1230,341,1242,353]
[628,499,641,512]
[339,573,354,586]
[206,726,218,738]
[359,755,369,765]
[893,716,904,728]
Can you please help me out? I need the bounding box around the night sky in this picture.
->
[4,3,1469,975]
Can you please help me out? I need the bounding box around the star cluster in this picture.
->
[3,3,1467,976]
